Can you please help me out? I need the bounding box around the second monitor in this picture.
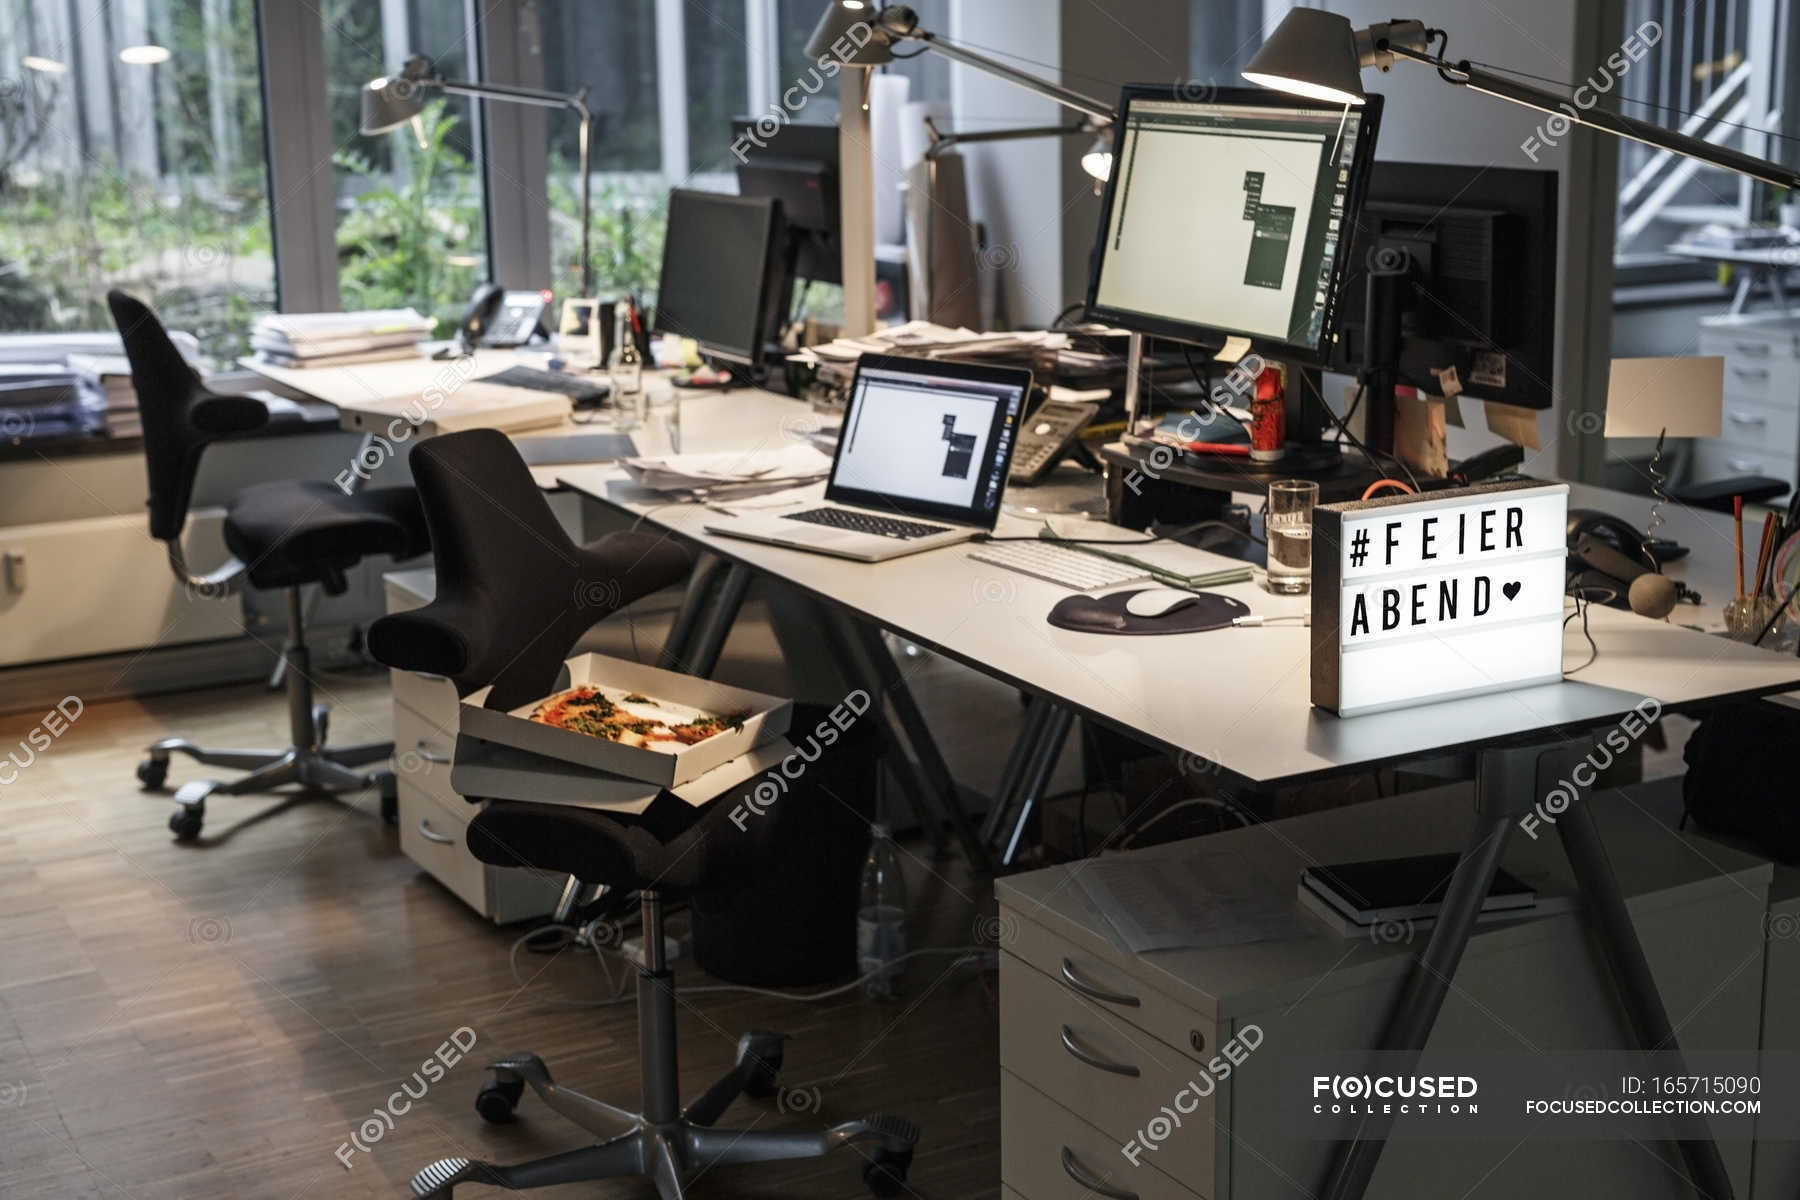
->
[653,188,789,373]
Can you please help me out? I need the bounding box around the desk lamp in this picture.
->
[1242,10,1800,188]
[804,2,1117,331]
[362,56,596,297]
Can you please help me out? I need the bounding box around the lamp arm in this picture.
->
[877,9,1113,124]
[1390,45,1800,190]
[924,117,1099,157]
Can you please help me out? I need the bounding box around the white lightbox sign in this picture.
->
[1311,481,1570,717]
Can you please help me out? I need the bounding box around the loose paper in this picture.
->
[1483,400,1541,450]
[1604,356,1724,438]
[1073,849,1304,953]
[1214,335,1253,363]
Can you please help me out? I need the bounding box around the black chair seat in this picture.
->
[225,480,429,591]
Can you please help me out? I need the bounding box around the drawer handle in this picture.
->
[1060,1146,1138,1200]
[1733,341,1771,358]
[414,738,453,765]
[1728,457,1763,472]
[1727,411,1768,426]
[1060,1025,1140,1077]
[1732,366,1770,380]
[1061,957,1140,1007]
[416,819,456,845]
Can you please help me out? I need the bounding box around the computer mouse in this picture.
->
[1124,588,1200,618]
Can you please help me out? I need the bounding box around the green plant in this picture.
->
[549,159,668,305]
[334,100,483,333]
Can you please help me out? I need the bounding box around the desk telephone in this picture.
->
[1010,399,1101,485]
[1567,509,1697,609]
[440,284,552,358]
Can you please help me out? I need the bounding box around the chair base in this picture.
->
[138,585,395,840]
[412,1047,917,1199]
[412,892,919,1198]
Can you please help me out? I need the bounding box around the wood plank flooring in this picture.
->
[0,666,1004,1199]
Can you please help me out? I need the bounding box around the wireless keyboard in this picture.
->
[967,539,1152,590]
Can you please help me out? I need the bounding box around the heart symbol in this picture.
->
[1502,581,1521,601]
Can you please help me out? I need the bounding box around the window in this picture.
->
[323,0,489,334]
[0,0,273,364]
[537,0,667,304]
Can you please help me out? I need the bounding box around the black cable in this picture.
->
[1301,370,1420,493]
[972,517,1265,547]
[1563,586,1601,675]
[1179,345,1252,432]
[886,44,930,59]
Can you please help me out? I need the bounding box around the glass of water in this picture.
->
[647,391,682,454]
[1265,479,1318,595]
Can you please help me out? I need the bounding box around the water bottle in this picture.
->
[608,304,644,432]
[857,824,907,1000]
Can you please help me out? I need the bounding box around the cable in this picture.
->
[1303,370,1420,493]
[1180,345,1252,431]
[1361,478,1416,500]
[1563,588,1600,675]
[972,517,1265,546]
[1118,795,1255,849]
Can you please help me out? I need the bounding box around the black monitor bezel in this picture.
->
[825,352,1032,529]
[652,189,785,368]
[1082,84,1385,366]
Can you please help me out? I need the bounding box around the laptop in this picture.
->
[705,353,1031,562]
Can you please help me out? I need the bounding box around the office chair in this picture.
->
[108,290,432,839]
[366,429,919,1199]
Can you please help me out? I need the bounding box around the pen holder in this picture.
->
[1723,592,1793,649]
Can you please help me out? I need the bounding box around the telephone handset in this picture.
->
[1567,508,1698,609]
[439,284,552,358]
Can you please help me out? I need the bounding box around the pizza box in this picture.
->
[452,734,793,814]
[459,652,792,787]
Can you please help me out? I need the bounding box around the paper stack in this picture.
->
[67,353,140,437]
[253,309,434,368]
[620,444,834,499]
[0,363,94,437]
[788,320,1069,400]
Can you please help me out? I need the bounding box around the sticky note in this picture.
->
[1214,335,1252,363]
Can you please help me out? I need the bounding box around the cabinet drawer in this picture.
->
[1719,357,1800,407]
[1000,905,1217,1064]
[1692,440,1798,489]
[1002,1069,1204,1200]
[1002,953,1217,1190]
[1717,397,1800,455]
[392,668,459,728]
[398,776,488,914]
[393,698,463,811]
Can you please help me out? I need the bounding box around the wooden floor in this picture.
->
[0,666,1004,1199]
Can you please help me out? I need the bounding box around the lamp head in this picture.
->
[361,56,433,135]
[804,0,899,66]
[1080,137,1113,182]
[1241,8,1367,105]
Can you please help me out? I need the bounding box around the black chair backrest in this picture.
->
[107,290,265,542]
[366,428,692,710]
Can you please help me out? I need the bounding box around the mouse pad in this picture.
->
[1048,589,1251,635]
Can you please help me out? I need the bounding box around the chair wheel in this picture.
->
[378,773,398,825]
[475,1075,524,1123]
[863,1148,912,1197]
[137,758,168,790]
[169,807,203,840]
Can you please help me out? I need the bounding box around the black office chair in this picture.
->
[108,290,432,839]
[366,429,919,1200]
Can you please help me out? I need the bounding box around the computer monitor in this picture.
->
[1333,162,1558,421]
[652,189,787,369]
[732,119,840,286]
[1084,85,1384,364]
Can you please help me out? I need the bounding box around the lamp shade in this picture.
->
[804,0,894,65]
[1242,8,1366,106]
[361,72,425,135]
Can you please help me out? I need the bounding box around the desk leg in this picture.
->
[1729,272,1755,316]
[680,564,752,679]
[1318,741,1735,1200]
[656,553,728,673]
[981,696,1053,845]
[1558,797,1736,1200]
[1000,704,1074,868]
[830,611,992,872]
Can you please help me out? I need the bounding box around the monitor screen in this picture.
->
[652,189,782,365]
[826,355,1030,527]
[1085,86,1383,362]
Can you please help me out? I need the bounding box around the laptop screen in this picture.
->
[826,354,1030,527]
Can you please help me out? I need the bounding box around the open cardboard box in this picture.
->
[459,652,792,788]
[452,734,793,814]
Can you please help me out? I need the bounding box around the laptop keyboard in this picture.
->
[783,507,952,540]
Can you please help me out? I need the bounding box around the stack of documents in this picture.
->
[0,364,94,437]
[620,444,834,499]
[67,354,140,437]
[252,310,434,367]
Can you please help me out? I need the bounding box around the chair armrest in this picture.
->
[190,391,273,436]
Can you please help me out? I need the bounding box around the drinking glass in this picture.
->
[1265,480,1318,594]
